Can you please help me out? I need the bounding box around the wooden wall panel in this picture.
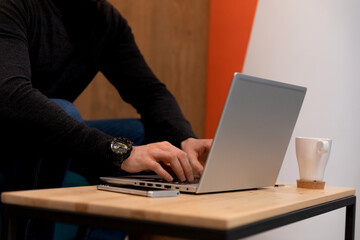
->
[74,0,209,138]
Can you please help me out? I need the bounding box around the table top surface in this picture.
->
[1,184,355,230]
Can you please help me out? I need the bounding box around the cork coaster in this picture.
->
[297,179,325,189]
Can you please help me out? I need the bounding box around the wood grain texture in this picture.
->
[2,185,355,230]
[74,0,210,137]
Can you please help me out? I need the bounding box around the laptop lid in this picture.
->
[196,73,306,193]
[101,73,306,194]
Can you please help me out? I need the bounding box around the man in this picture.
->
[0,0,211,238]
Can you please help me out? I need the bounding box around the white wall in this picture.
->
[243,0,360,239]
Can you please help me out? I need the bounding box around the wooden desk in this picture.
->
[1,185,356,240]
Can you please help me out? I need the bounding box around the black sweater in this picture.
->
[0,0,195,164]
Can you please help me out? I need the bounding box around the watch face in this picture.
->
[111,137,133,158]
[112,142,130,155]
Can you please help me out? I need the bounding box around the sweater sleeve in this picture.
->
[98,2,197,147]
[0,0,113,163]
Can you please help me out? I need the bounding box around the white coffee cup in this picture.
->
[296,137,332,182]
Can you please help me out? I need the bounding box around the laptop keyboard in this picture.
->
[141,177,200,185]
[173,178,200,184]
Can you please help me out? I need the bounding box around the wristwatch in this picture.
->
[109,137,133,168]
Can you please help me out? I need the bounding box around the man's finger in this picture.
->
[188,151,204,176]
[148,161,173,182]
[153,149,186,182]
[176,150,194,182]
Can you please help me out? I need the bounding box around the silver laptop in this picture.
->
[101,73,307,194]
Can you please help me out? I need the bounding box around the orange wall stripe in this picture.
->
[205,0,258,138]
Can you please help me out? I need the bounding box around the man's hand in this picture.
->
[181,138,213,177]
[120,141,194,182]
